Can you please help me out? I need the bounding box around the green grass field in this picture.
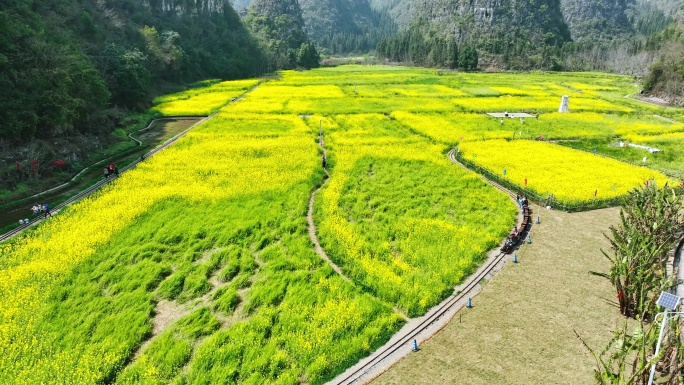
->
[1,65,683,384]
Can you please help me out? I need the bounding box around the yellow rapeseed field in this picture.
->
[491,87,550,97]
[458,139,670,204]
[454,96,632,113]
[0,113,322,383]
[2,65,683,384]
[392,111,511,143]
[310,114,516,316]
[248,85,346,99]
[152,79,259,116]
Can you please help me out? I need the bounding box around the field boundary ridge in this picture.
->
[449,148,625,212]
[325,159,529,385]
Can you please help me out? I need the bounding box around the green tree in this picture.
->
[584,182,684,385]
[245,0,312,70]
[141,26,184,81]
[0,0,264,142]
[297,42,321,69]
[459,46,478,71]
[103,45,150,109]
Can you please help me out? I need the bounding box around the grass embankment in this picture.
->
[0,111,161,205]
[374,207,623,385]
[151,79,259,116]
[562,135,684,179]
[0,118,202,233]
[1,77,260,207]
[393,111,684,144]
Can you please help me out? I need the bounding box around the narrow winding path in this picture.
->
[304,131,414,325]
[307,132,352,283]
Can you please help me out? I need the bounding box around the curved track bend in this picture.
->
[325,148,528,385]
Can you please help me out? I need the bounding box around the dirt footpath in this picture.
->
[373,206,622,385]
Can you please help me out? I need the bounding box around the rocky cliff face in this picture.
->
[374,0,650,43]
[244,0,310,61]
[137,0,231,15]
[413,0,570,45]
[230,0,252,10]
[249,0,306,20]
[155,0,227,14]
[370,0,417,29]
[559,0,634,40]
[299,0,380,39]
[638,0,682,16]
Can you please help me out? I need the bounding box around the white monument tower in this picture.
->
[559,95,569,113]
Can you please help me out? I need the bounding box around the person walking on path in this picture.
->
[31,204,40,217]
[43,203,51,218]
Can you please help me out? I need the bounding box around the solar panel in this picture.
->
[656,292,681,310]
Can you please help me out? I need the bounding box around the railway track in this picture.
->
[327,148,527,385]
[448,148,516,199]
[0,83,263,244]
[0,115,212,244]
[330,249,509,385]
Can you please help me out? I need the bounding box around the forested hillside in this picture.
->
[0,0,262,142]
[370,0,683,87]
[243,0,320,69]
[369,0,417,28]
[560,0,634,41]
[236,0,396,55]
[299,0,397,55]
[231,0,252,10]
[376,0,571,69]
[643,3,684,101]
[643,0,682,15]
[2,0,683,146]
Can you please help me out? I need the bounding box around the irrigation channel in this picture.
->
[323,149,530,385]
[0,116,211,243]
[0,84,262,242]
[0,118,205,232]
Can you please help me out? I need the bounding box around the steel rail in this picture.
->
[0,83,262,243]
[331,248,508,385]
[0,115,211,243]
[329,148,525,385]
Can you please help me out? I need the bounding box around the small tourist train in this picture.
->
[501,196,532,254]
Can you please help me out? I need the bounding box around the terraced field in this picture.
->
[1,66,682,384]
